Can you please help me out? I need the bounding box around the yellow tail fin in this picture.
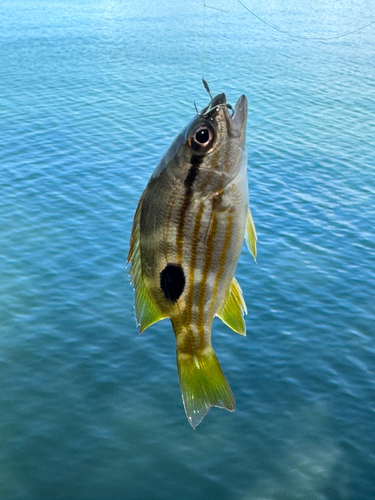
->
[177,347,235,429]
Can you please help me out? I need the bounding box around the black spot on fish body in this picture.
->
[160,264,185,302]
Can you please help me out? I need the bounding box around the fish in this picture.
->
[127,83,257,429]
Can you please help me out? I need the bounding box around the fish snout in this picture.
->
[232,94,247,128]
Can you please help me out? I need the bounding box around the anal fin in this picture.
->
[216,277,247,335]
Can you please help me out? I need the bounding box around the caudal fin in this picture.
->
[177,347,235,429]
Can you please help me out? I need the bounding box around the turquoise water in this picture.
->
[1,0,375,498]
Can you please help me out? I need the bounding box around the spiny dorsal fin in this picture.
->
[127,196,166,333]
[245,206,257,261]
[216,277,247,336]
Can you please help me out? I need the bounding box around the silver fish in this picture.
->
[128,85,257,428]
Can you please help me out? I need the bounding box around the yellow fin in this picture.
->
[177,346,235,429]
[127,197,166,333]
[245,206,257,261]
[216,277,247,336]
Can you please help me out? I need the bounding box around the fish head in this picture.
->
[152,93,248,192]
[181,92,248,191]
[196,92,247,151]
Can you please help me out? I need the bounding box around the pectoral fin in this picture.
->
[216,277,247,336]
[127,197,166,333]
[245,206,257,261]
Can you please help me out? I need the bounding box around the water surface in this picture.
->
[1,0,375,498]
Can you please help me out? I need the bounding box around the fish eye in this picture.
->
[195,128,210,144]
[189,121,215,153]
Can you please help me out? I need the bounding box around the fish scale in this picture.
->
[128,88,257,428]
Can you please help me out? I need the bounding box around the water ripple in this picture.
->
[1,0,375,498]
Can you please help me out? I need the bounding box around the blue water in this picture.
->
[1,0,375,498]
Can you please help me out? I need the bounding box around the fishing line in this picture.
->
[201,3,231,80]
[200,0,375,84]
[236,0,375,41]
[201,1,206,78]
[203,3,228,13]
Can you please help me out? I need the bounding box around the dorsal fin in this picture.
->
[127,196,166,333]
[216,277,247,336]
[245,206,257,261]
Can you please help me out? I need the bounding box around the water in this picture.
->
[1,0,375,498]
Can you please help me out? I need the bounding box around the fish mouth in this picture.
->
[198,92,248,146]
[209,93,227,109]
[200,93,227,117]
[225,94,248,149]
[201,93,247,127]
[231,94,247,128]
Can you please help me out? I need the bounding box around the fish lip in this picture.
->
[196,92,247,147]
[210,93,227,108]
[200,93,247,127]
[231,94,248,128]
[200,93,226,116]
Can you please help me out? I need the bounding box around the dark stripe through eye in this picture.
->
[176,154,203,262]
